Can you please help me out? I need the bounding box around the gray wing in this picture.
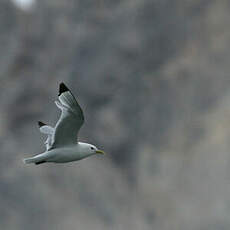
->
[38,121,54,150]
[50,83,84,149]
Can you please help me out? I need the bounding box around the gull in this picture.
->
[23,83,105,165]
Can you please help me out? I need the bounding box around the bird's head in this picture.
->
[88,144,106,155]
[79,142,106,156]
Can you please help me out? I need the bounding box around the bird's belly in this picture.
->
[51,154,79,163]
[46,148,84,163]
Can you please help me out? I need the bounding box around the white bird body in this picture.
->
[24,142,96,164]
[23,83,105,165]
[47,143,95,163]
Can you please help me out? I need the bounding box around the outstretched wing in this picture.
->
[38,121,54,150]
[50,83,84,149]
[38,121,54,135]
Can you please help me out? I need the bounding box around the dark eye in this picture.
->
[91,147,94,150]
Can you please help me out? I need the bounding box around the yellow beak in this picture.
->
[96,150,106,155]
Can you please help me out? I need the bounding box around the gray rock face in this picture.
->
[1,0,230,229]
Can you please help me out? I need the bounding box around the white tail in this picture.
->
[23,157,36,164]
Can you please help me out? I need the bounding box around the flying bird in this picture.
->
[23,83,105,165]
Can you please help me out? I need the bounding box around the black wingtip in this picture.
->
[38,121,46,128]
[59,82,69,96]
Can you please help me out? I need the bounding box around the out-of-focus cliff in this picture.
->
[1,0,230,229]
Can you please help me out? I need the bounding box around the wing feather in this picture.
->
[38,121,54,150]
[50,83,84,149]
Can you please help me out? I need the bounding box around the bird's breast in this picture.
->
[47,146,84,163]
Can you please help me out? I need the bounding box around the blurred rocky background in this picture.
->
[1,0,230,229]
